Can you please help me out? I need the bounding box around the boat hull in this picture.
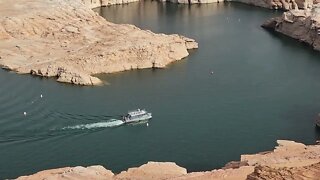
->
[124,113,152,123]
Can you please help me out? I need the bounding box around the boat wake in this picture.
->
[62,119,124,130]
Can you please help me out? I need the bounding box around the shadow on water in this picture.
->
[264,30,320,57]
[315,126,320,141]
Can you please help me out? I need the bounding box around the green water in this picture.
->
[1,1,320,179]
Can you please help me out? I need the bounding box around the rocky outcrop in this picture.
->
[241,140,320,167]
[81,0,139,9]
[16,140,320,179]
[173,166,255,180]
[159,0,313,10]
[247,162,320,180]
[17,166,114,180]
[159,0,224,5]
[0,0,198,86]
[262,4,320,51]
[115,162,187,179]
[235,0,314,10]
[16,162,187,180]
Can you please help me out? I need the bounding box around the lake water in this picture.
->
[1,1,320,178]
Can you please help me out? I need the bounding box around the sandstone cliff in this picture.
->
[0,0,198,85]
[16,140,320,179]
[81,0,139,9]
[159,0,224,5]
[236,0,314,10]
[159,0,314,10]
[262,4,320,51]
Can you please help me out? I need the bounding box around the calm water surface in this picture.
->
[1,1,320,178]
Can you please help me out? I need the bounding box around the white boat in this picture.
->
[123,109,152,123]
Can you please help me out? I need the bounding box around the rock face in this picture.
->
[173,166,255,180]
[16,140,320,180]
[0,0,198,86]
[247,163,320,180]
[262,4,320,51]
[235,0,314,10]
[159,0,314,9]
[17,165,114,180]
[159,0,224,5]
[115,162,188,179]
[241,140,320,168]
[81,0,139,9]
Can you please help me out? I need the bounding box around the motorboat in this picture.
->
[123,109,152,123]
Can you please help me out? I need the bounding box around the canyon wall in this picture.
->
[236,0,314,10]
[262,4,320,51]
[81,0,139,9]
[158,0,315,10]
[158,0,224,5]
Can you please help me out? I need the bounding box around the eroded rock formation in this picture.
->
[247,162,320,180]
[81,0,139,9]
[159,0,224,5]
[236,0,314,10]
[159,0,314,10]
[262,4,320,51]
[0,0,197,85]
[16,140,320,180]
[17,166,115,180]
[241,140,320,168]
[115,162,188,179]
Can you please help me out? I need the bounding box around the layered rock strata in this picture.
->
[16,140,320,180]
[236,0,314,10]
[0,0,198,85]
[159,0,315,10]
[247,162,320,180]
[159,0,224,5]
[81,0,139,9]
[262,4,320,51]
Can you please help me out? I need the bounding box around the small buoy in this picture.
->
[210,71,214,75]
[40,94,43,98]
[147,123,149,127]
[23,112,27,116]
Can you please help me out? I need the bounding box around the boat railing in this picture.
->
[128,109,146,113]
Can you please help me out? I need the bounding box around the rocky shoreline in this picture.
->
[0,0,197,86]
[16,140,320,179]
[262,4,320,51]
[158,0,315,10]
[82,0,317,10]
[236,0,315,10]
[81,0,139,9]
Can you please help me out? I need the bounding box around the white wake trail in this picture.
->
[62,119,124,130]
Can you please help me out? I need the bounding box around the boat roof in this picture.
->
[128,109,147,116]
